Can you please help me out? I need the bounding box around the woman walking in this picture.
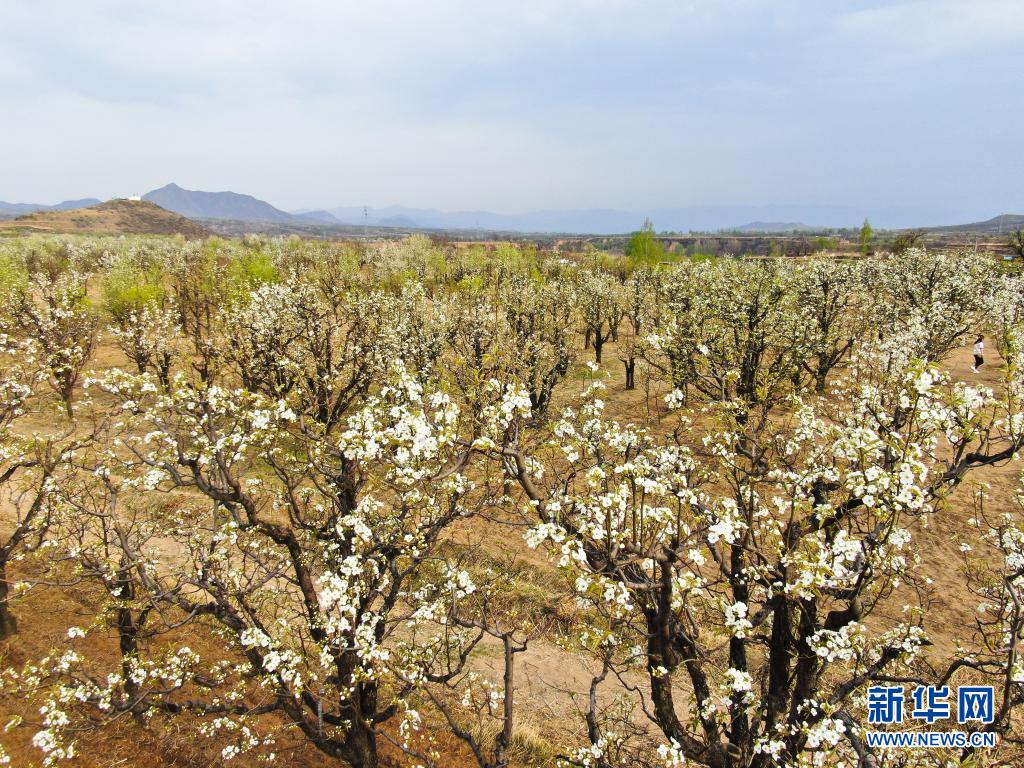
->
[972,334,985,373]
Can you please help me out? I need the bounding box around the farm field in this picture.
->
[1,234,1023,768]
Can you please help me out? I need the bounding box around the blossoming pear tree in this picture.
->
[0,331,91,641]
[791,261,866,395]
[11,270,98,418]
[15,358,531,768]
[644,260,806,412]
[502,276,578,417]
[220,279,444,432]
[861,249,996,363]
[617,267,664,391]
[577,271,623,366]
[496,338,1024,766]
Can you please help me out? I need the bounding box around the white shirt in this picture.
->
[973,340,984,356]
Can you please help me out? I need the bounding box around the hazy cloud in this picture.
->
[1,0,1020,223]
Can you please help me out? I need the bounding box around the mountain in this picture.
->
[312,204,905,234]
[724,221,814,233]
[297,209,341,224]
[0,199,209,238]
[926,213,1024,234]
[6,185,1012,234]
[317,205,645,233]
[50,198,104,211]
[0,198,102,216]
[143,183,304,224]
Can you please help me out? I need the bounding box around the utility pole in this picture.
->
[363,206,368,240]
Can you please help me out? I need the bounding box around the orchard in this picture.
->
[0,234,1022,768]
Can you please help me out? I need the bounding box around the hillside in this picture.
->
[0,197,102,217]
[144,182,305,223]
[926,213,1024,234]
[0,199,210,238]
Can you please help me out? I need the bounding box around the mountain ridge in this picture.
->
[4,184,1022,234]
[723,221,814,233]
[301,204,1006,234]
[143,183,304,224]
[0,198,102,216]
[924,214,1024,235]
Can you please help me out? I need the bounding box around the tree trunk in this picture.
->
[115,570,144,719]
[494,633,516,764]
[0,558,17,640]
[336,665,379,768]
[814,369,828,395]
[340,714,378,768]
[344,736,377,768]
[157,358,172,389]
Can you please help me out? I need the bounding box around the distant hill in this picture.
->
[724,221,814,233]
[0,199,210,238]
[143,183,307,224]
[315,205,644,233]
[926,213,1024,234]
[5,185,1017,235]
[311,205,885,234]
[0,197,102,216]
[297,209,341,224]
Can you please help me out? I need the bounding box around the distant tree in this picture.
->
[504,276,577,416]
[13,270,98,418]
[648,260,804,412]
[794,261,865,393]
[859,217,873,256]
[618,268,663,389]
[625,218,666,266]
[787,237,814,257]
[577,271,622,365]
[1010,228,1024,259]
[892,229,925,255]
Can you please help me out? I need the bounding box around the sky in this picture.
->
[1,0,1022,225]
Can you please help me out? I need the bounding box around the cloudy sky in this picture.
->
[1,0,1022,223]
